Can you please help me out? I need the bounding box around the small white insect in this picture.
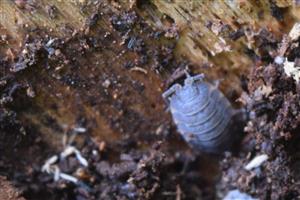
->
[245,154,268,171]
[41,127,89,183]
[41,155,58,174]
[59,173,79,184]
[73,127,87,133]
[60,146,88,167]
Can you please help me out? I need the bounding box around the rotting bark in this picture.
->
[139,0,300,94]
[0,0,299,147]
[0,0,300,199]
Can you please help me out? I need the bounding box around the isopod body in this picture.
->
[163,74,236,153]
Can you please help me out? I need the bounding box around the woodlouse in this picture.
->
[163,73,239,153]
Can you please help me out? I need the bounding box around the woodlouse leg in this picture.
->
[212,80,221,89]
[184,70,191,78]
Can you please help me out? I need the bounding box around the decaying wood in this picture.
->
[0,0,299,148]
[142,0,300,93]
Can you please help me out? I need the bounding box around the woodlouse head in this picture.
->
[162,73,205,102]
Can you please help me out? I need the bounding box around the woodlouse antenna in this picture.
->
[184,70,191,78]
[162,84,181,100]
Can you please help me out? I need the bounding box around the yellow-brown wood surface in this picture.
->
[142,0,300,92]
[0,0,299,149]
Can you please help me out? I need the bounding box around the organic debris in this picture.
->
[1,1,300,200]
[283,58,300,82]
[219,23,300,199]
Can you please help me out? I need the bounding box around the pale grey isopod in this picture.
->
[163,73,239,153]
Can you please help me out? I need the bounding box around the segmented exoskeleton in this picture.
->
[163,74,236,153]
